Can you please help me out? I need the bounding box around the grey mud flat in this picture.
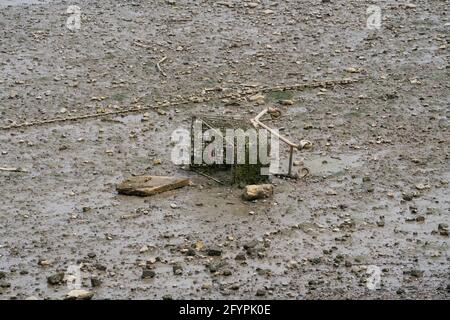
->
[0,0,448,299]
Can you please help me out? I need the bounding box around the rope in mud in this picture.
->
[0,78,364,131]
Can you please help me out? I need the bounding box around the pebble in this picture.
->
[255,289,266,296]
[47,273,65,285]
[91,277,102,287]
[65,289,94,300]
[173,264,183,275]
[207,247,222,257]
[141,269,156,279]
[438,224,449,236]
[235,253,246,261]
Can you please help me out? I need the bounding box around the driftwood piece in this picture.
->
[117,175,190,197]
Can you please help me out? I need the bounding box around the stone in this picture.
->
[186,248,196,256]
[206,247,222,257]
[279,99,294,105]
[91,277,102,287]
[242,184,273,201]
[207,261,227,273]
[256,289,266,296]
[141,269,156,279]
[117,176,190,197]
[65,289,94,300]
[47,273,65,285]
[438,223,449,236]
[222,269,232,276]
[402,193,414,201]
[38,260,51,267]
[173,264,183,275]
[235,253,246,261]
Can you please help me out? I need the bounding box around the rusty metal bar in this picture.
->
[251,108,300,149]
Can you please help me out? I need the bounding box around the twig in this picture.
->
[156,56,167,77]
[0,167,28,173]
[188,167,224,185]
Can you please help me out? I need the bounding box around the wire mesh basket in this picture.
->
[190,114,270,185]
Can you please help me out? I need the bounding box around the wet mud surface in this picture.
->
[0,0,449,299]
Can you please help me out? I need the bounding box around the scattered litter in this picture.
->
[117,176,190,197]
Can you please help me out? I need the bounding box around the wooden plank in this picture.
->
[117,175,190,197]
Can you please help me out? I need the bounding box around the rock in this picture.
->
[396,288,405,295]
[207,261,227,273]
[415,216,425,223]
[404,269,424,278]
[47,273,65,285]
[248,94,265,103]
[207,247,222,257]
[222,269,232,276]
[438,224,449,236]
[235,253,246,261]
[38,260,51,267]
[0,271,5,279]
[91,277,102,287]
[415,183,430,190]
[345,67,362,73]
[95,264,107,271]
[402,193,414,201]
[162,294,173,300]
[201,283,212,290]
[279,99,294,106]
[0,281,11,288]
[186,248,196,256]
[141,269,156,279]
[173,264,183,275]
[65,289,94,300]
[242,184,273,201]
[117,176,190,197]
[255,289,266,297]
[244,240,258,250]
